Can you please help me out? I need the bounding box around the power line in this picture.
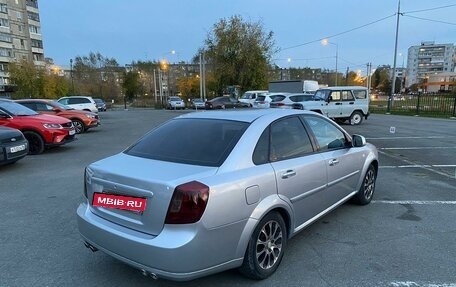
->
[402,4,456,14]
[402,14,456,26]
[279,13,396,51]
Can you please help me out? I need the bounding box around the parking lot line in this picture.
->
[380,147,456,150]
[367,136,449,140]
[373,200,456,205]
[380,165,456,168]
[390,282,456,287]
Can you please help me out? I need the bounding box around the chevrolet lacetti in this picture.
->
[77,109,378,281]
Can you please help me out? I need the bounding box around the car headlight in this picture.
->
[85,114,96,119]
[43,123,62,129]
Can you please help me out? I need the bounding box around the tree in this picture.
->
[122,70,141,103]
[371,66,391,93]
[73,52,121,101]
[9,59,69,99]
[203,15,276,95]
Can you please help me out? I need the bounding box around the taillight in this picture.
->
[165,181,209,224]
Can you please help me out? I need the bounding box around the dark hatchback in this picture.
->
[0,126,28,165]
[205,96,250,110]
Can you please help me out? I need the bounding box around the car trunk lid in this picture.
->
[86,153,217,235]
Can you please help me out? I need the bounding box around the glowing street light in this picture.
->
[321,39,339,86]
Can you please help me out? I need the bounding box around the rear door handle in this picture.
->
[335,102,342,105]
[329,159,339,166]
[349,102,354,105]
[281,170,296,179]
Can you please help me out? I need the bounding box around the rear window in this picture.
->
[271,95,286,102]
[256,95,266,101]
[125,118,248,167]
[289,95,313,102]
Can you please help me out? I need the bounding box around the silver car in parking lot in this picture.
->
[77,109,378,281]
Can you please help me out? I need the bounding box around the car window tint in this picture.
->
[252,127,270,165]
[20,102,36,110]
[269,117,314,162]
[341,91,354,101]
[125,118,248,167]
[257,95,266,101]
[58,98,68,105]
[35,103,50,111]
[330,91,341,101]
[272,95,285,102]
[353,90,367,99]
[304,116,347,150]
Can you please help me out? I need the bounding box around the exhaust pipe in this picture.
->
[140,269,158,280]
[84,241,98,252]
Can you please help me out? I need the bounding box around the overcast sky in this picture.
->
[39,0,455,75]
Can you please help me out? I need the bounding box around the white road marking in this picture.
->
[373,200,456,205]
[390,281,456,287]
[380,147,456,150]
[367,136,448,140]
[380,165,456,169]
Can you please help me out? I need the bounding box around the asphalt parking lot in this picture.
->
[1,109,455,287]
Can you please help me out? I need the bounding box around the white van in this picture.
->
[294,86,370,125]
[238,90,268,107]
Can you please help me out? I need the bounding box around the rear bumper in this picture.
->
[77,202,245,281]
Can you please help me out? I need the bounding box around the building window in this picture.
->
[0,33,11,43]
[20,39,25,48]
[0,48,12,57]
[17,12,22,20]
[31,39,42,48]
[33,53,44,61]
[0,4,7,13]
[29,25,41,34]
[0,63,8,72]
[26,0,38,9]
[18,24,23,32]
[0,18,9,27]
[28,11,40,22]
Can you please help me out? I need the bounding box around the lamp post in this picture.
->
[69,59,75,94]
[321,39,338,86]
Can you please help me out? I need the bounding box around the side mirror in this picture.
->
[352,134,366,147]
[326,95,333,103]
[53,108,62,113]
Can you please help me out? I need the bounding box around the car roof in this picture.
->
[177,109,314,123]
[319,86,367,90]
[15,99,53,103]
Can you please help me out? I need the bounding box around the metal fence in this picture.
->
[370,94,456,118]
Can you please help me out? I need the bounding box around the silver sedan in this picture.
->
[77,109,378,281]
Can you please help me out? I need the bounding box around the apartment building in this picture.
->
[406,41,455,88]
[0,0,44,97]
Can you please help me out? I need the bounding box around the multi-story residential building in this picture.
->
[0,0,44,97]
[406,41,455,88]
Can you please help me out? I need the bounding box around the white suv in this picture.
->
[57,96,98,113]
[294,86,370,125]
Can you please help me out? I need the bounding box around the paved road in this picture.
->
[1,110,455,287]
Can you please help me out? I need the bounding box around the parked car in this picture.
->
[57,96,98,113]
[269,93,314,109]
[299,86,370,125]
[0,126,28,165]
[205,96,250,109]
[93,98,107,112]
[16,99,99,134]
[0,99,76,155]
[190,98,205,109]
[252,92,287,109]
[238,90,268,107]
[166,96,185,110]
[77,109,378,281]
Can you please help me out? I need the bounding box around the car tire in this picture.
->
[23,131,45,155]
[239,212,287,280]
[72,119,85,134]
[353,164,377,205]
[350,111,363,125]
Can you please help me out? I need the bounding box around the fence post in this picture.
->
[452,93,456,117]
[416,93,421,115]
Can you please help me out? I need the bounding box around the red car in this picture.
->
[0,99,76,154]
[16,99,99,134]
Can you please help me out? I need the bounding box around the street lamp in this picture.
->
[321,39,338,86]
[69,59,75,94]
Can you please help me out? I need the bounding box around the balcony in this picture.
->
[26,0,38,9]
